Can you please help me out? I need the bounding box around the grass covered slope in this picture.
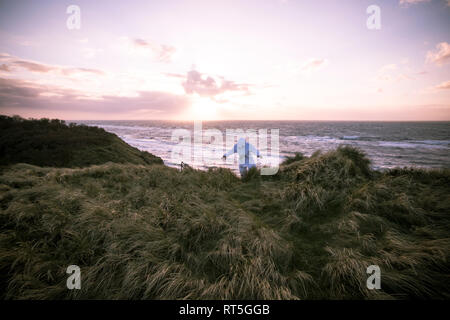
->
[0,116,163,167]
[0,146,449,299]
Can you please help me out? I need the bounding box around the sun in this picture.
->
[189,97,220,120]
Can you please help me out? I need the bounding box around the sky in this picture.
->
[0,0,449,120]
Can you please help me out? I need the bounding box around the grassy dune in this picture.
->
[0,116,449,299]
[1,144,449,299]
[0,116,163,168]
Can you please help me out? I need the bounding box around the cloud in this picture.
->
[301,58,328,72]
[0,78,43,98]
[0,52,188,118]
[164,72,186,79]
[0,53,105,76]
[182,69,250,98]
[426,42,450,66]
[377,63,418,81]
[12,60,56,73]
[0,78,82,100]
[399,0,431,6]
[61,68,105,76]
[0,53,189,118]
[0,77,189,116]
[82,47,103,59]
[377,64,398,81]
[436,80,450,90]
[0,64,11,72]
[133,38,176,63]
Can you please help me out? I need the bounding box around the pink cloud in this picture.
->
[182,69,251,98]
[133,38,176,63]
[61,68,105,76]
[436,80,450,90]
[0,77,189,116]
[12,60,56,73]
[426,42,450,66]
[377,63,418,81]
[301,58,328,72]
[0,53,187,118]
[164,72,186,79]
[0,54,105,76]
[0,64,11,72]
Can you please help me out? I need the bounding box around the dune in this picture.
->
[0,116,449,299]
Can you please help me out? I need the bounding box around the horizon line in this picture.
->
[3,114,449,122]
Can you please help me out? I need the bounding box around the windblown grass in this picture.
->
[0,126,449,299]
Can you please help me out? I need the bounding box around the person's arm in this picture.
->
[223,144,237,158]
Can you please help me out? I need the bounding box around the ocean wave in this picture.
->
[378,141,449,149]
[340,135,380,141]
[87,123,154,131]
[413,140,450,146]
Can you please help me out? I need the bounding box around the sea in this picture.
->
[73,120,450,174]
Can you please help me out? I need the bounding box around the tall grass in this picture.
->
[0,146,449,299]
